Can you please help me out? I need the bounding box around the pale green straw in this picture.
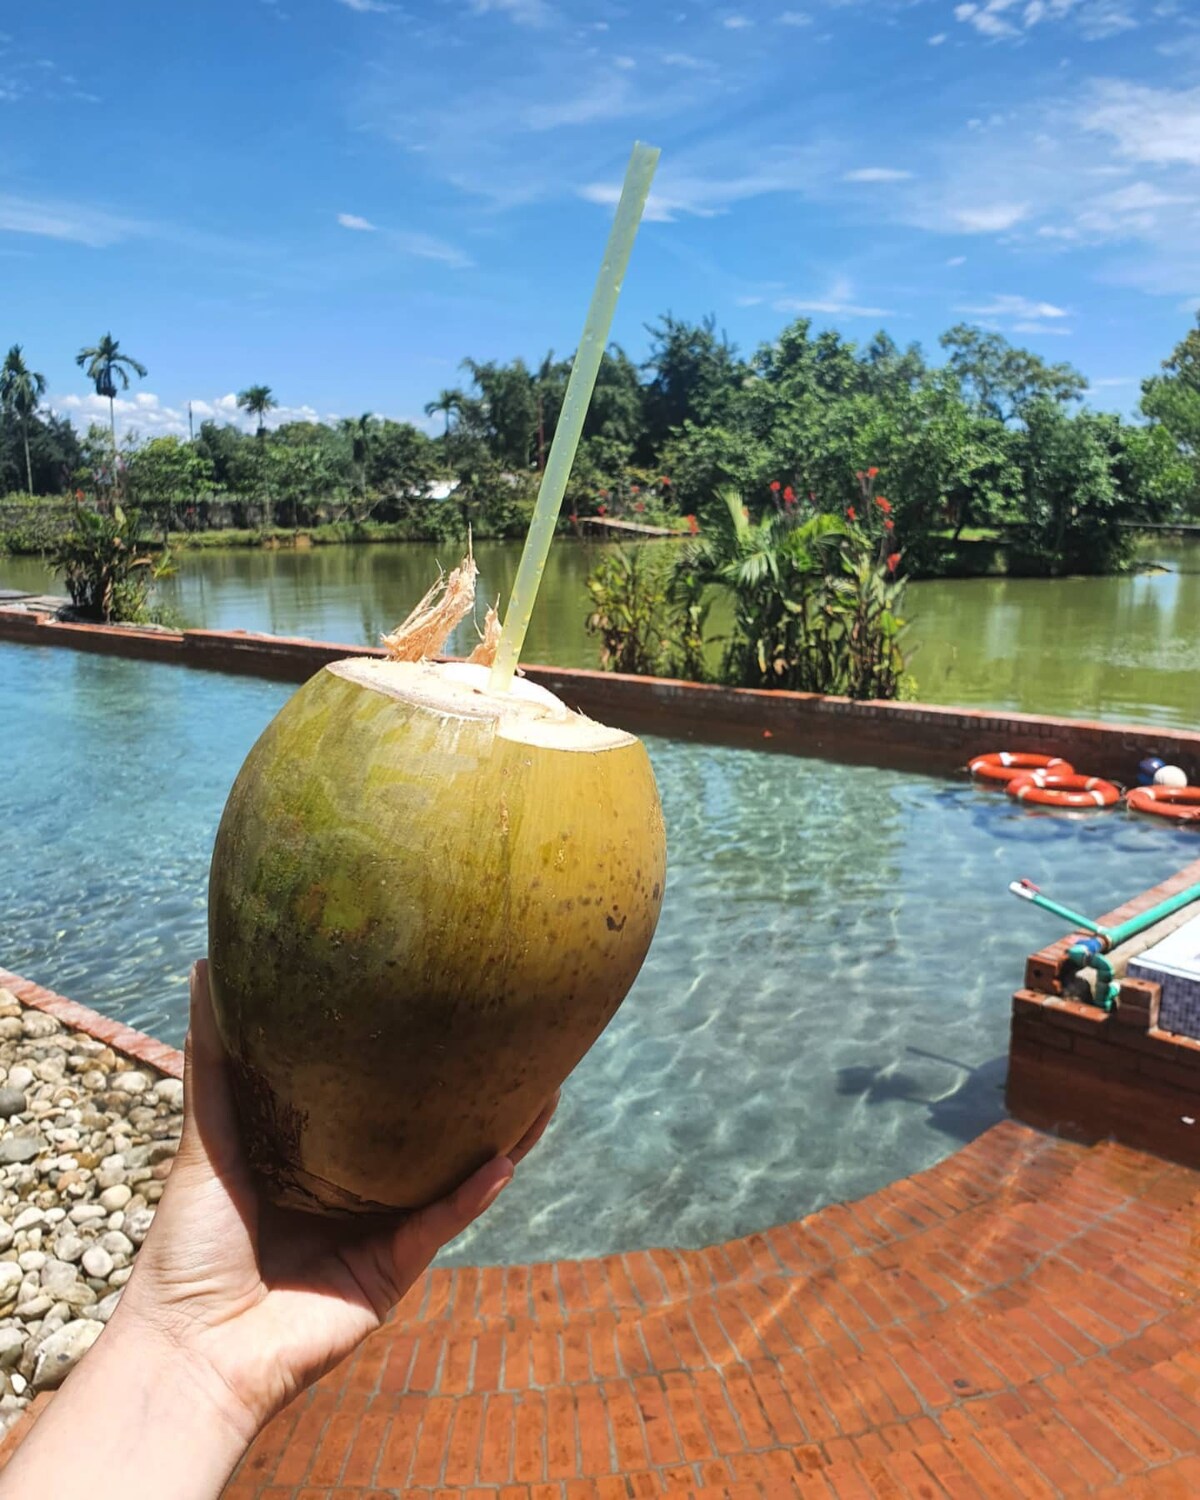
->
[488,141,660,693]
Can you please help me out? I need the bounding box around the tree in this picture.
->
[0,345,47,494]
[940,325,1087,424]
[75,334,147,467]
[237,384,278,437]
[340,413,375,497]
[1141,312,1200,514]
[125,436,215,539]
[424,388,465,438]
[640,314,742,458]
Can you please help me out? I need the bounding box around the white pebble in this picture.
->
[16,1253,44,1274]
[98,1186,131,1213]
[6,1070,33,1093]
[0,1264,22,1297]
[67,1206,106,1226]
[153,1078,184,1110]
[99,1231,133,1260]
[51,1234,84,1265]
[111,1073,149,1096]
[80,1247,113,1281]
[12,1209,43,1233]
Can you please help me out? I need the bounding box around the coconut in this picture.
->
[207,565,666,1215]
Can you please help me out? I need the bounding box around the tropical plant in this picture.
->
[49,504,166,622]
[424,388,465,438]
[340,412,375,497]
[75,334,147,467]
[0,346,47,495]
[237,384,278,437]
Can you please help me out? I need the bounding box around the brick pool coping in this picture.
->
[2,966,1200,1493]
[3,605,1198,782]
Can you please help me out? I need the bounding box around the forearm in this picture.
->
[0,1309,254,1500]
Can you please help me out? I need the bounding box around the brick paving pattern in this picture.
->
[219,1119,1200,1497]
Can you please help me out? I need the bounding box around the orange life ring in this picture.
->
[1008,771,1121,809]
[1127,786,1200,822]
[969,752,1074,785]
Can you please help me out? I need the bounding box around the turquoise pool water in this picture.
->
[2,639,1195,1263]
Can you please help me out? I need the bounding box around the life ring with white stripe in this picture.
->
[1126,786,1200,823]
[969,752,1073,786]
[1008,771,1120,809]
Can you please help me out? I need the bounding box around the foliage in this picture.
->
[939,325,1088,423]
[1008,401,1169,576]
[0,345,47,495]
[1141,312,1200,514]
[585,545,712,680]
[48,504,167,623]
[126,437,216,533]
[237,384,277,436]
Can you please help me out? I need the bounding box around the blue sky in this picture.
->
[3,0,1199,438]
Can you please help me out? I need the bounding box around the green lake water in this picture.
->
[3,535,1198,729]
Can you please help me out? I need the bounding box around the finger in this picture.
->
[509,1090,560,1166]
[396,1156,514,1273]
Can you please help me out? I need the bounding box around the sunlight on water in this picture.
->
[1,640,1194,1261]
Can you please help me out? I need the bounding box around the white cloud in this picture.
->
[778,9,811,23]
[1081,80,1200,167]
[1011,320,1073,335]
[946,255,967,266]
[958,294,1070,319]
[391,230,473,268]
[579,146,826,222]
[843,167,914,182]
[54,389,345,441]
[613,55,636,69]
[336,0,392,11]
[1091,375,1136,386]
[0,193,141,247]
[773,277,890,318]
[337,212,377,231]
[956,0,1136,41]
[661,51,711,68]
[948,202,1031,232]
[929,32,947,43]
[723,14,753,27]
[469,0,552,24]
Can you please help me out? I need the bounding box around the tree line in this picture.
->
[3,311,1199,575]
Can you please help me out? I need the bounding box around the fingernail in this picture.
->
[481,1173,512,1211]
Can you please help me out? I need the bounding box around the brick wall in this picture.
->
[1007,858,1200,1167]
[3,606,1198,782]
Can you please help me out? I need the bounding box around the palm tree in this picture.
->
[237,384,277,437]
[0,345,47,495]
[340,413,375,497]
[423,388,463,438]
[75,334,147,466]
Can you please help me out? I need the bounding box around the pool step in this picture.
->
[209,1120,1200,1495]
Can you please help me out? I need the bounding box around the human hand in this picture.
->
[111,958,557,1446]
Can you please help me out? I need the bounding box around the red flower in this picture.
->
[884,518,895,532]
[875,495,892,514]
[631,485,640,494]
[887,552,901,573]
[847,506,857,522]
[569,513,578,524]
[660,475,671,485]
[867,466,879,479]
[634,501,645,513]
[686,514,700,535]
[599,488,609,498]
[769,480,782,493]
[783,486,796,503]
[597,503,608,516]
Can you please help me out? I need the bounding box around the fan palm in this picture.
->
[237,384,277,437]
[0,345,47,494]
[75,334,147,465]
[423,388,464,439]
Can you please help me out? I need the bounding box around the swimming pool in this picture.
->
[2,639,1193,1264]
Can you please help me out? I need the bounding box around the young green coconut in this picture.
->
[207,554,667,1215]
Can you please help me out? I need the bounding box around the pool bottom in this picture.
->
[2,642,1195,1265]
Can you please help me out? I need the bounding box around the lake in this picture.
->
[3,535,1198,729]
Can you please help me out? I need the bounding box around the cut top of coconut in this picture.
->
[328,658,637,753]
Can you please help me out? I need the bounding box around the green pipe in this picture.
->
[1011,878,1200,1012]
[1010,878,1200,953]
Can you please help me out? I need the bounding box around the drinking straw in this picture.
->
[489,140,660,692]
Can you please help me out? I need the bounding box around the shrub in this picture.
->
[48,505,168,623]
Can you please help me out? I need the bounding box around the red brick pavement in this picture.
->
[220,1121,1200,1498]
